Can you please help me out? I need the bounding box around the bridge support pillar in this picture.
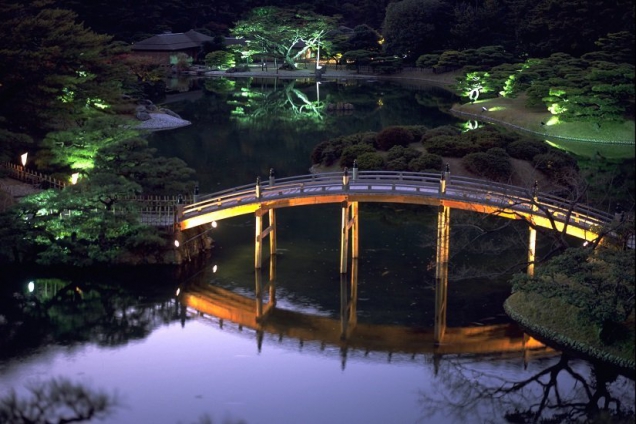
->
[340,201,359,274]
[527,226,537,277]
[340,259,359,341]
[434,202,450,345]
[255,208,277,269]
[255,270,276,321]
[527,182,538,277]
[435,167,450,345]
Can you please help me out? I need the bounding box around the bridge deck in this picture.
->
[180,171,615,242]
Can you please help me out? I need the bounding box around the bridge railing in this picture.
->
[182,171,616,232]
[447,174,614,228]
[1,162,67,190]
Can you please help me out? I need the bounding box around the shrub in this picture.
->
[340,143,376,167]
[387,145,406,161]
[376,126,414,151]
[463,126,513,150]
[416,54,440,68]
[386,145,421,162]
[421,125,461,147]
[356,152,385,170]
[486,147,509,158]
[533,152,578,177]
[426,135,475,157]
[408,154,443,172]
[311,141,331,164]
[402,125,429,142]
[321,146,339,166]
[386,157,408,171]
[506,139,548,160]
[462,152,512,181]
[339,131,377,146]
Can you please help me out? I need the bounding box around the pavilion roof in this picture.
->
[132,30,213,51]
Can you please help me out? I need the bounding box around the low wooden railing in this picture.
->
[1,162,67,189]
[182,170,616,234]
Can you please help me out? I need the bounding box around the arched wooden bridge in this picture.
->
[179,170,613,242]
[175,170,619,345]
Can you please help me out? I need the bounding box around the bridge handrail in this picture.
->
[182,171,615,229]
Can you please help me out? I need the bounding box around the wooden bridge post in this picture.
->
[527,181,538,277]
[255,270,263,318]
[255,208,277,269]
[255,210,263,269]
[340,258,359,340]
[269,209,277,262]
[339,201,359,274]
[435,169,451,345]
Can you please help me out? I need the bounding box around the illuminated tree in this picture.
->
[0,0,130,154]
[36,116,139,173]
[94,137,195,195]
[231,7,337,69]
[205,51,236,70]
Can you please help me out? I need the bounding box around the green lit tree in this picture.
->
[0,2,129,135]
[36,116,139,174]
[231,7,337,69]
[205,51,236,70]
[94,137,195,195]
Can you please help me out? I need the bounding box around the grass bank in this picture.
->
[505,292,635,376]
[451,96,635,159]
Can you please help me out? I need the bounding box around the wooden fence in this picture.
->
[1,162,67,189]
[1,162,195,232]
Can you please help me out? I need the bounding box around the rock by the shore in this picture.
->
[135,112,192,131]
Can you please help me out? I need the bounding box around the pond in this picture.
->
[1,77,633,424]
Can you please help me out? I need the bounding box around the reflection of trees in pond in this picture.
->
[0,377,120,423]
[418,353,635,423]
[227,79,326,129]
[0,279,180,358]
[204,77,237,94]
[363,205,530,281]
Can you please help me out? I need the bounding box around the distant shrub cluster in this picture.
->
[310,124,576,183]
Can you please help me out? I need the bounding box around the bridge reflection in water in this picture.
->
[178,257,553,372]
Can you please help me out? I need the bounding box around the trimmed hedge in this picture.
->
[533,151,578,176]
[386,145,422,162]
[386,157,408,171]
[356,152,385,170]
[340,143,376,167]
[462,151,512,181]
[426,135,475,157]
[421,125,461,146]
[376,126,414,151]
[408,154,444,172]
[506,138,549,160]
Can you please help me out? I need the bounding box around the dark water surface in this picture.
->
[1,78,633,424]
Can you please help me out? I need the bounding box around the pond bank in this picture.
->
[505,292,635,378]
